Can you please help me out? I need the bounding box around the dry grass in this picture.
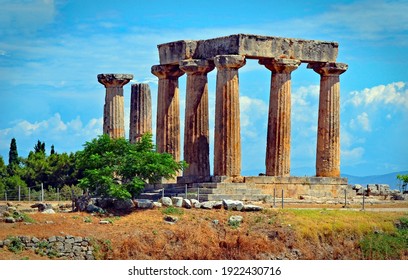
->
[0,201,407,260]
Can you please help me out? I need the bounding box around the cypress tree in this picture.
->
[51,145,55,155]
[8,138,18,165]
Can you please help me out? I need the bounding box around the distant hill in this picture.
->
[342,171,408,190]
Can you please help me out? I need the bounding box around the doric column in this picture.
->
[179,59,214,181]
[97,74,133,139]
[151,65,184,162]
[307,62,348,177]
[129,83,152,143]
[213,55,246,177]
[259,58,300,177]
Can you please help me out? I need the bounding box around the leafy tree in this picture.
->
[76,134,186,199]
[47,152,78,188]
[397,174,408,193]
[21,151,49,190]
[3,175,28,200]
[0,156,7,197]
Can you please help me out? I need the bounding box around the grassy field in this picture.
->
[0,201,407,260]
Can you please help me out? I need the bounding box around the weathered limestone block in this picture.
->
[213,55,246,177]
[259,58,300,176]
[129,83,152,143]
[179,59,214,181]
[158,34,338,65]
[151,65,184,165]
[97,74,133,139]
[307,63,348,177]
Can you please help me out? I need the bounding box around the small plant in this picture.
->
[162,206,184,216]
[152,230,158,235]
[7,236,24,253]
[228,220,241,229]
[20,256,29,260]
[84,217,92,223]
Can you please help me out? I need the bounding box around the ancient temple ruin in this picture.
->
[99,34,350,201]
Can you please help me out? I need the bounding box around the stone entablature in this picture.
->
[158,34,339,65]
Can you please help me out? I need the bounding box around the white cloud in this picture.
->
[239,96,268,139]
[341,147,365,164]
[348,82,408,109]
[350,112,371,132]
[0,113,103,158]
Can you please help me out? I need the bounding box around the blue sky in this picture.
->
[0,0,407,177]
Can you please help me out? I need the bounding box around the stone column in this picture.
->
[179,59,214,182]
[97,74,133,139]
[213,55,246,177]
[129,83,152,143]
[307,62,348,177]
[151,65,184,163]
[259,58,300,177]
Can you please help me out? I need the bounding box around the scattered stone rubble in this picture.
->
[0,235,95,260]
[351,184,408,200]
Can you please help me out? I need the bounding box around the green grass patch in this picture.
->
[161,206,184,216]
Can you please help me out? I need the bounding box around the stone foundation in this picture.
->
[143,176,351,202]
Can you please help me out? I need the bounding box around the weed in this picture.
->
[161,206,184,216]
[254,216,264,224]
[360,230,407,259]
[7,236,24,254]
[228,220,241,229]
[20,256,29,260]
[84,217,92,223]
[152,230,158,235]
[72,216,79,220]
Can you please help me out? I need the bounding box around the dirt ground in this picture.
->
[0,200,407,260]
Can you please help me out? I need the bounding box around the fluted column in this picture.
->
[259,58,300,176]
[151,65,184,163]
[179,59,214,181]
[307,62,348,177]
[97,73,133,139]
[129,83,152,143]
[213,55,246,177]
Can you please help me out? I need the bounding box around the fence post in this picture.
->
[57,187,60,201]
[162,188,164,199]
[41,183,44,202]
[281,189,284,209]
[185,184,187,199]
[197,185,200,202]
[29,187,31,202]
[18,185,21,202]
[344,189,347,207]
[273,188,276,208]
[4,191,7,201]
[362,187,365,210]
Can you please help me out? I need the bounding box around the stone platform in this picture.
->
[140,176,353,202]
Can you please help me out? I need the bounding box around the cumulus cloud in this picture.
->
[341,147,365,165]
[239,96,268,139]
[350,112,371,132]
[0,113,102,158]
[348,82,408,109]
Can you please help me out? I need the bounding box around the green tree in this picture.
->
[50,145,55,155]
[0,156,7,197]
[397,174,408,193]
[21,151,49,190]
[7,138,19,176]
[47,152,78,188]
[34,140,46,154]
[8,138,19,165]
[76,134,186,199]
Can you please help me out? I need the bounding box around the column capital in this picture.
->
[151,64,184,79]
[307,62,348,76]
[259,58,301,73]
[97,74,133,88]
[214,55,246,70]
[179,59,215,74]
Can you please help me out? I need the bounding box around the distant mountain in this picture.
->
[342,171,408,190]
